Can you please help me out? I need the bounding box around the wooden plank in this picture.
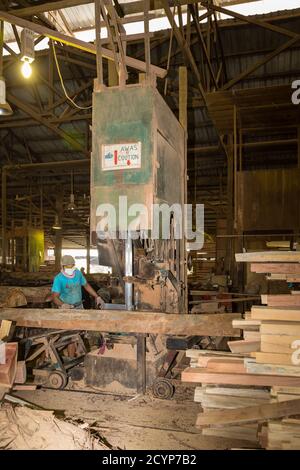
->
[197,356,245,368]
[204,386,270,399]
[245,359,300,377]
[235,252,300,263]
[186,349,245,359]
[12,384,37,391]
[261,334,300,354]
[0,320,13,340]
[255,352,295,366]
[252,263,300,274]
[260,322,300,336]
[243,331,261,341]
[251,306,300,322]
[228,340,260,354]
[205,359,246,374]
[261,295,300,307]
[272,386,300,396]
[202,425,259,442]
[195,390,268,408]
[232,319,260,330]
[0,309,241,336]
[196,399,300,428]
[0,343,18,387]
[181,368,300,387]
[14,361,27,384]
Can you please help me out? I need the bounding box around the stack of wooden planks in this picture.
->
[236,250,300,282]
[181,290,300,448]
[182,349,300,447]
[181,349,299,446]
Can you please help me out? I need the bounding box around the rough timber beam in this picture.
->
[0,309,241,336]
[10,1,260,18]
[7,93,85,153]
[0,10,166,78]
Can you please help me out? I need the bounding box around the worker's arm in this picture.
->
[83,283,105,308]
[52,292,73,309]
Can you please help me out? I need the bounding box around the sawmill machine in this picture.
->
[90,82,187,314]
[86,81,188,396]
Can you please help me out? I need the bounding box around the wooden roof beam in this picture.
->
[0,9,166,78]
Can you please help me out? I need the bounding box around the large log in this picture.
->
[0,286,51,304]
[0,289,27,308]
[0,309,241,336]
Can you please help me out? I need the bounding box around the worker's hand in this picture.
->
[95,296,105,309]
[60,303,74,309]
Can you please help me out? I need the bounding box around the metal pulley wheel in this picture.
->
[47,370,68,389]
[152,378,175,400]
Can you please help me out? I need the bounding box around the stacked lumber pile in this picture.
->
[182,348,300,448]
[236,250,300,283]
[182,349,271,445]
[234,250,300,448]
[181,252,300,448]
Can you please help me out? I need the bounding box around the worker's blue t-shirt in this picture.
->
[52,269,87,305]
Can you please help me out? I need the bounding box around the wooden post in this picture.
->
[233,105,238,230]
[144,0,150,81]
[137,334,146,394]
[54,192,63,272]
[298,127,300,168]
[179,65,188,313]
[226,134,234,278]
[108,59,119,87]
[179,66,188,132]
[95,0,103,87]
[139,73,146,84]
[86,232,90,274]
[1,168,7,267]
[48,40,54,107]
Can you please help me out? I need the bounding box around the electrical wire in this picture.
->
[51,41,93,110]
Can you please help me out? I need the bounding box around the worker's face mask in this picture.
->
[64,266,76,276]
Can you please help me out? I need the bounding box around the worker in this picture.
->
[52,255,105,309]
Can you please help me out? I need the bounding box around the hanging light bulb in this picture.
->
[52,214,62,230]
[67,193,76,211]
[67,170,77,211]
[20,29,35,80]
[21,60,32,79]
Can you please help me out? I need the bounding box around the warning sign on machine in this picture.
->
[102,142,142,171]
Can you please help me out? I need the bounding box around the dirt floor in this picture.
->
[13,385,254,450]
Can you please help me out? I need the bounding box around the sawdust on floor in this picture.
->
[12,386,255,450]
[0,403,107,450]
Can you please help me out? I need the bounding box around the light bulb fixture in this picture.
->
[67,193,76,211]
[67,170,77,211]
[52,214,62,230]
[20,28,35,80]
[0,77,12,116]
[21,60,32,79]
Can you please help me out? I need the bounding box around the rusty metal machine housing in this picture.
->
[91,83,187,314]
